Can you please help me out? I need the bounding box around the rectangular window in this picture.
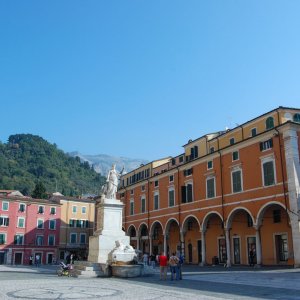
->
[38,206,44,214]
[141,197,146,213]
[37,219,44,229]
[130,189,134,195]
[154,194,159,210]
[230,138,235,145]
[232,170,242,193]
[48,235,55,246]
[36,235,44,246]
[179,156,184,163]
[186,183,193,202]
[19,203,26,212]
[183,168,193,176]
[70,233,77,244]
[207,178,215,198]
[72,206,77,213]
[169,189,175,207]
[69,219,76,227]
[2,201,9,211]
[130,200,134,215]
[232,151,239,161]
[260,139,273,151]
[169,175,174,182]
[207,161,213,169]
[18,217,25,228]
[251,128,257,137]
[0,216,9,226]
[0,233,6,244]
[210,147,215,153]
[80,233,86,244]
[49,219,56,230]
[154,180,159,187]
[50,207,56,215]
[273,210,281,223]
[263,161,275,186]
[171,158,176,165]
[14,234,24,245]
[82,206,86,214]
[141,185,145,192]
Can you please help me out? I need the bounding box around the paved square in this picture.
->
[0,265,299,299]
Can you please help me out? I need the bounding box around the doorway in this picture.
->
[233,237,241,264]
[275,234,288,262]
[14,252,23,265]
[218,238,226,264]
[47,253,53,264]
[197,240,202,263]
[0,252,5,264]
[247,236,257,265]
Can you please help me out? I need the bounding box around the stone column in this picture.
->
[255,225,262,266]
[180,231,186,256]
[163,234,168,254]
[283,127,300,267]
[200,230,206,266]
[136,236,140,251]
[225,228,231,267]
[149,235,153,255]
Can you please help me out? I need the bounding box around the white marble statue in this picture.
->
[110,240,137,264]
[101,164,124,199]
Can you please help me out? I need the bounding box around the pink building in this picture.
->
[0,193,61,265]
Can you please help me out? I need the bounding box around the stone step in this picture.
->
[74,264,102,271]
[72,269,104,278]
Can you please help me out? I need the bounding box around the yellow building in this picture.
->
[51,196,95,261]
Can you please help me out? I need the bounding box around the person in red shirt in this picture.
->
[159,252,168,280]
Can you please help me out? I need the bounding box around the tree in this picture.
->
[32,181,47,199]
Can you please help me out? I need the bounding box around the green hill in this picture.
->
[0,134,106,197]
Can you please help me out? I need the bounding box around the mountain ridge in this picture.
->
[68,151,149,176]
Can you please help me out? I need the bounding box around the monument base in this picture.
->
[88,234,130,264]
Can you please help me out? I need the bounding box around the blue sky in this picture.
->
[1,1,299,161]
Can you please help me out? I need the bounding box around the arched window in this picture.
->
[293,113,300,123]
[266,117,274,129]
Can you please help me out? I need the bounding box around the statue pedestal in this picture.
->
[88,197,129,264]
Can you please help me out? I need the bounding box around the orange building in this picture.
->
[118,106,300,267]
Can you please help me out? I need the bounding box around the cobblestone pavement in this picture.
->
[0,265,299,300]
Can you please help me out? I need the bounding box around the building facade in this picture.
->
[119,106,300,267]
[52,196,95,261]
[0,194,61,265]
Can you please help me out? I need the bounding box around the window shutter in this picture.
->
[270,138,273,148]
[181,186,187,203]
[259,142,263,151]
[191,168,193,174]
[7,218,9,226]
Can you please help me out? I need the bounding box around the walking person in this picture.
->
[169,252,179,281]
[159,252,168,281]
[150,254,156,269]
[35,254,40,267]
[177,253,184,280]
[29,255,33,266]
[142,253,149,266]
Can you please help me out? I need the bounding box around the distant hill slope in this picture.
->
[68,152,148,176]
[0,134,106,197]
